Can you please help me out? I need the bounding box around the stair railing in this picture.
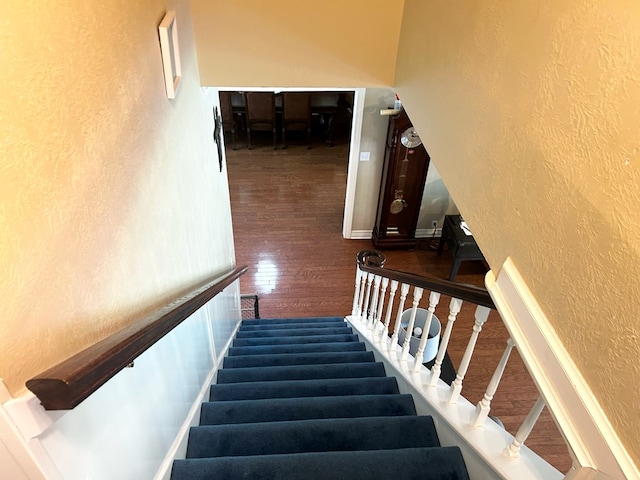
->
[26,265,247,410]
[349,250,562,478]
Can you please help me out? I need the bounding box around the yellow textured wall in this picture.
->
[0,0,236,395]
[191,0,404,87]
[395,0,640,462]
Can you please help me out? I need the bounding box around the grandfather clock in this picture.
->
[372,108,430,249]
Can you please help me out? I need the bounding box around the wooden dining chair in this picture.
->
[244,92,277,149]
[219,91,240,150]
[282,92,312,149]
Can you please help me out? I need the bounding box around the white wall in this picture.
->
[0,283,241,480]
[0,0,235,397]
[394,0,640,463]
[0,0,243,477]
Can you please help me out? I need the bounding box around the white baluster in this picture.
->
[356,270,368,320]
[413,291,441,371]
[379,280,398,343]
[389,283,410,353]
[505,396,546,457]
[448,305,491,403]
[429,298,462,386]
[473,338,516,426]
[373,277,389,339]
[360,272,374,325]
[401,287,424,361]
[352,267,362,317]
[368,275,382,329]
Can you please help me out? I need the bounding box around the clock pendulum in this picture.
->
[390,148,409,214]
[390,126,423,214]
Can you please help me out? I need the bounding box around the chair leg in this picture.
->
[326,115,334,147]
[282,128,287,149]
[272,127,277,150]
[231,127,237,151]
[306,127,311,149]
[247,127,252,150]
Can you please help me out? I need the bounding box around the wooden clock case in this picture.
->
[372,109,430,249]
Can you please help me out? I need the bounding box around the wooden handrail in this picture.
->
[357,250,495,309]
[26,265,248,410]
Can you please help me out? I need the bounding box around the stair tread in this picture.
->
[209,377,400,401]
[235,327,352,338]
[227,341,366,356]
[241,317,344,326]
[200,394,417,425]
[172,446,470,480]
[223,351,374,368]
[186,416,439,458]
[239,321,346,331]
[172,316,470,480]
[216,362,386,384]
[233,333,359,347]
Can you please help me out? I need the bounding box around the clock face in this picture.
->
[400,127,422,148]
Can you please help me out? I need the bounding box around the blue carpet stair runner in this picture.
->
[172,316,470,480]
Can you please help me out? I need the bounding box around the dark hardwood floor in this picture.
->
[226,131,572,473]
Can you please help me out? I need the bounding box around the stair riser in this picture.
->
[235,327,352,338]
[173,447,470,480]
[209,377,401,401]
[239,321,346,331]
[216,362,386,384]
[223,351,374,369]
[186,416,440,458]
[199,394,417,425]
[241,317,344,326]
[227,342,366,357]
[233,334,359,347]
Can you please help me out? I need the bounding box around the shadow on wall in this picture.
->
[363,91,396,116]
[418,172,458,230]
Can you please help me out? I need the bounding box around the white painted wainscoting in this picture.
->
[486,258,639,480]
[0,281,242,480]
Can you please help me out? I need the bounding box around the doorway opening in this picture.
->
[214,87,365,239]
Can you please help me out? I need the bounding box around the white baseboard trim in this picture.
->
[0,387,61,480]
[415,227,441,238]
[348,228,441,241]
[348,230,372,240]
[485,257,639,480]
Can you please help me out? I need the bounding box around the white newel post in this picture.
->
[401,287,424,361]
[352,267,362,317]
[379,280,398,342]
[429,298,462,387]
[373,277,389,339]
[413,291,441,372]
[505,396,546,457]
[389,283,410,353]
[447,305,491,404]
[368,275,382,329]
[473,338,516,427]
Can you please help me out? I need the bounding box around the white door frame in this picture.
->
[342,88,365,239]
[214,86,365,240]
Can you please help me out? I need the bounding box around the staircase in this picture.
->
[171,316,470,480]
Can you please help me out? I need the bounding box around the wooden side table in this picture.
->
[437,215,485,281]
